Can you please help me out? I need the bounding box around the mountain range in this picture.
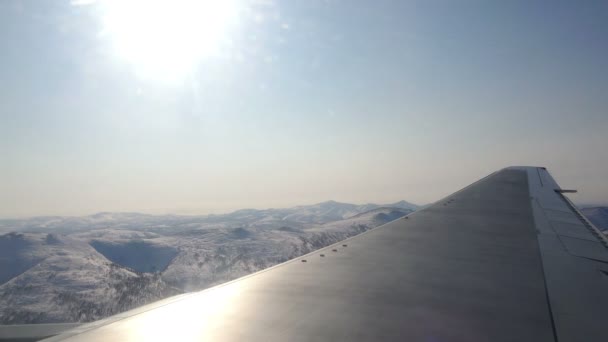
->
[0,200,417,324]
[580,206,608,231]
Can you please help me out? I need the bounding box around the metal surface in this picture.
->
[526,167,608,341]
[40,167,608,342]
[0,324,81,342]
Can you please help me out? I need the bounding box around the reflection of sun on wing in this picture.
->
[130,284,243,341]
[100,0,240,82]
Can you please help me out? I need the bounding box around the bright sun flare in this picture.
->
[100,0,239,81]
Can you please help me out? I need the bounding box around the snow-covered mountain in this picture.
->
[0,200,418,234]
[0,232,179,324]
[0,201,417,324]
[580,206,608,232]
[278,200,417,224]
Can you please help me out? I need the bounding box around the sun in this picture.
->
[99,0,240,82]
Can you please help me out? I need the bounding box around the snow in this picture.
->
[89,240,178,273]
[0,200,417,324]
[580,206,608,232]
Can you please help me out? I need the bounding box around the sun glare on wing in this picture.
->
[100,0,240,82]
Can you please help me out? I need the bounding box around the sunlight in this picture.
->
[100,0,240,82]
[128,284,244,340]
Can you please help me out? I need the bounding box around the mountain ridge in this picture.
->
[580,206,608,232]
[0,202,417,324]
[0,200,419,234]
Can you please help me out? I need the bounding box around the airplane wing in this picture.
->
[4,166,607,342]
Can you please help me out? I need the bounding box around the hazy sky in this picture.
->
[1,0,607,218]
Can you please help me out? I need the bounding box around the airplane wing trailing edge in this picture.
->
[3,166,607,342]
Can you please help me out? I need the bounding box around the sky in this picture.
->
[1,0,607,218]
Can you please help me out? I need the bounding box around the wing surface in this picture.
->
[35,166,608,342]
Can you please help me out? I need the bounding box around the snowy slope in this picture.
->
[0,200,418,235]
[280,200,418,224]
[581,206,608,232]
[0,233,179,324]
[162,207,413,292]
[0,201,416,324]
